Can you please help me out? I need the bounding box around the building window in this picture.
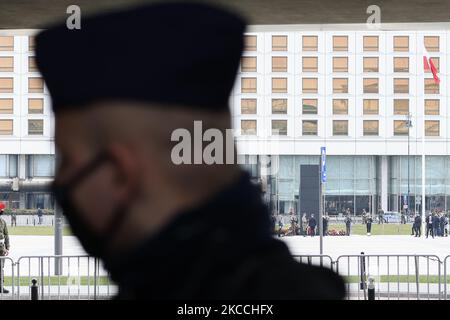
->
[424,36,439,52]
[394,99,409,115]
[426,57,439,72]
[272,35,287,51]
[0,36,13,51]
[333,57,348,72]
[424,79,439,94]
[272,99,287,114]
[0,99,13,114]
[0,155,18,178]
[393,57,409,72]
[28,77,44,93]
[241,99,256,114]
[363,78,378,93]
[241,78,256,93]
[28,119,43,135]
[333,99,348,114]
[333,78,348,93]
[394,78,409,93]
[302,120,318,135]
[244,35,257,51]
[29,98,44,114]
[394,36,409,52]
[0,57,13,72]
[363,57,378,72]
[272,57,287,72]
[302,99,318,114]
[0,120,12,135]
[241,120,256,135]
[241,57,256,72]
[302,57,318,72]
[363,99,379,115]
[272,78,287,93]
[27,155,55,177]
[0,78,13,93]
[302,36,318,51]
[363,120,379,136]
[363,36,378,51]
[333,36,348,51]
[394,120,408,136]
[272,120,287,135]
[425,120,439,136]
[425,99,439,115]
[333,120,348,136]
[28,56,37,72]
[302,78,318,93]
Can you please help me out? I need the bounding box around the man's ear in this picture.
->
[106,143,140,205]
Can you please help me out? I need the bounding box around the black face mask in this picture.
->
[52,153,129,259]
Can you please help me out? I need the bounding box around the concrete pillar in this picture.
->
[381,155,389,212]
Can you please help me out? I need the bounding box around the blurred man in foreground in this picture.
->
[35,2,345,300]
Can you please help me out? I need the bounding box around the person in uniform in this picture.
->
[301,213,308,237]
[345,214,352,236]
[0,209,9,294]
[366,214,373,236]
[35,2,345,300]
[10,208,17,227]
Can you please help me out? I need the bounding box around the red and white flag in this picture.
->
[423,47,440,84]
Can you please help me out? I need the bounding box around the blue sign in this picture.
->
[321,147,326,183]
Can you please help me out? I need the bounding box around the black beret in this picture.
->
[35,2,246,113]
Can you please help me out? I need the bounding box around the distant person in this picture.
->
[301,213,308,237]
[345,215,352,236]
[308,215,317,237]
[362,209,367,225]
[37,207,43,225]
[432,213,440,238]
[401,211,406,224]
[445,214,449,237]
[271,211,277,235]
[0,209,9,294]
[289,208,298,236]
[413,214,422,237]
[10,209,16,227]
[366,215,373,236]
[439,213,445,237]
[277,214,284,238]
[426,213,434,238]
[378,208,385,224]
[323,214,329,236]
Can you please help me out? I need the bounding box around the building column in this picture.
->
[381,155,389,212]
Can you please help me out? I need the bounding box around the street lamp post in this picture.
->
[406,113,413,219]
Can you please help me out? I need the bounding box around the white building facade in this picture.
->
[232,24,450,215]
[0,30,54,210]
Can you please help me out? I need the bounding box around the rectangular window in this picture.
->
[28,56,37,72]
[272,56,287,72]
[241,78,256,93]
[0,120,12,135]
[333,36,348,51]
[0,99,13,114]
[394,57,409,72]
[272,120,287,135]
[272,99,287,114]
[28,77,44,93]
[244,35,257,51]
[363,120,379,136]
[302,120,318,135]
[272,78,287,93]
[0,57,13,72]
[394,78,409,93]
[424,79,439,94]
[425,120,439,136]
[333,57,348,72]
[425,99,439,115]
[241,57,256,72]
[363,99,379,115]
[241,99,256,114]
[302,78,318,93]
[333,120,348,136]
[302,57,318,72]
[28,98,44,114]
[302,36,318,51]
[0,36,13,51]
[424,36,439,52]
[332,99,348,114]
[302,99,318,114]
[241,120,256,135]
[394,120,408,136]
[363,36,378,51]
[272,35,287,51]
[28,119,43,135]
[0,78,13,93]
[363,78,378,93]
[394,36,409,51]
[363,57,378,72]
[333,78,348,93]
[394,99,409,115]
